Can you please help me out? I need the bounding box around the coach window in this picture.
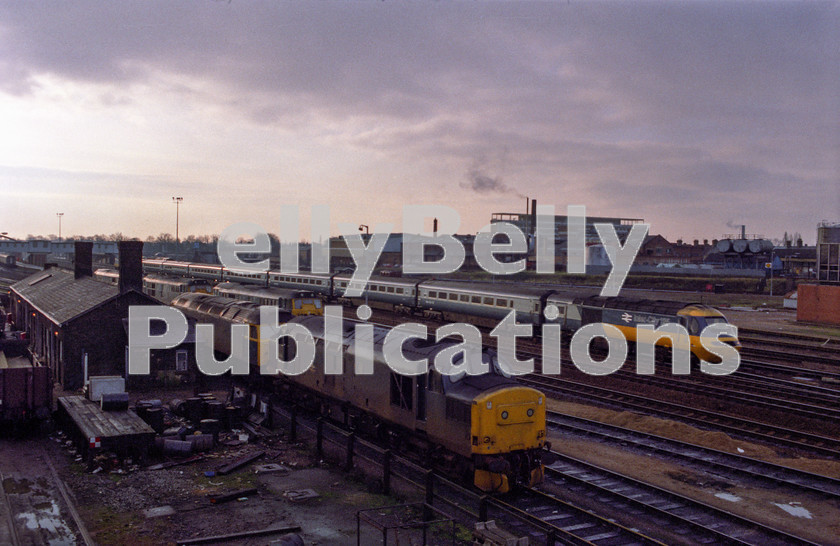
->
[460,294,469,302]
[448,293,457,301]
[428,291,437,298]
[471,295,481,303]
[387,287,395,293]
[483,297,493,305]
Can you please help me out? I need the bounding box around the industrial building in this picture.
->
[9,241,161,390]
[490,209,643,244]
[798,222,840,325]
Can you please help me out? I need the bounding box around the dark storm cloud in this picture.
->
[0,1,837,236]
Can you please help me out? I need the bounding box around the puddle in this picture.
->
[714,492,741,502]
[15,499,77,544]
[773,502,813,519]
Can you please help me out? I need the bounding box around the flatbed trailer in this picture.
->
[57,395,155,465]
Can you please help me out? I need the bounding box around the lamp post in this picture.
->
[358,224,369,235]
[769,248,776,297]
[56,212,63,241]
[172,197,183,245]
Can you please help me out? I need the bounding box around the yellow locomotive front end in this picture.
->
[678,305,742,364]
[291,295,323,316]
[470,386,547,493]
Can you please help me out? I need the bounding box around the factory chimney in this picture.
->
[118,240,144,293]
[74,241,93,279]
[530,199,537,237]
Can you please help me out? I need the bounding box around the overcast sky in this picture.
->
[0,1,837,244]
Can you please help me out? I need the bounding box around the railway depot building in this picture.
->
[9,241,161,390]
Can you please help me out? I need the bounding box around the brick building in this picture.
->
[9,241,161,390]
[636,235,713,266]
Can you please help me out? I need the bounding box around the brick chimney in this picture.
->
[74,241,93,279]
[118,241,144,293]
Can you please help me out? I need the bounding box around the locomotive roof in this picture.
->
[214,282,316,299]
[291,315,520,394]
[171,293,292,324]
[573,295,695,315]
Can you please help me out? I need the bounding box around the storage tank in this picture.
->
[715,239,732,253]
[732,239,749,253]
[748,239,773,253]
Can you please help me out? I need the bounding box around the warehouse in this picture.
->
[9,241,161,390]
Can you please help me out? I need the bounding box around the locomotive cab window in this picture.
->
[686,317,700,336]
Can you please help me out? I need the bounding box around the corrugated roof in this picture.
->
[11,268,123,326]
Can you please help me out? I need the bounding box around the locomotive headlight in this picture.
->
[486,402,492,410]
[527,408,534,417]
[501,411,509,420]
[538,397,543,405]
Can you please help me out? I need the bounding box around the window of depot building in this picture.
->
[175,350,188,372]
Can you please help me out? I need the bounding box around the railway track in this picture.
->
[547,412,840,497]
[270,389,831,545]
[270,398,672,545]
[739,328,840,367]
[0,439,90,546]
[735,359,840,389]
[519,374,840,459]
[539,453,817,545]
[571,363,840,424]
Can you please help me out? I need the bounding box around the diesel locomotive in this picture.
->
[168,293,547,492]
